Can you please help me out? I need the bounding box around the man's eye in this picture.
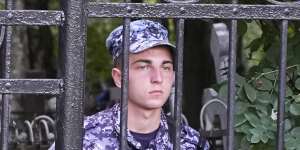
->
[162,66,172,71]
[137,65,149,70]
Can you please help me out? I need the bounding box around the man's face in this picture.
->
[113,46,174,110]
[128,46,174,110]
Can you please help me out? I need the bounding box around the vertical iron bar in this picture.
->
[227,0,238,148]
[56,0,87,149]
[120,0,131,149]
[227,19,237,150]
[120,18,130,150]
[276,20,288,150]
[1,0,13,149]
[174,18,184,150]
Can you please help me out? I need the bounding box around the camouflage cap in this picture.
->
[106,19,175,62]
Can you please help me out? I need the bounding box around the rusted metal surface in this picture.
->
[0,10,64,25]
[55,0,87,149]
[120,18,130,150]
[0,79,63,94]
[88,3,300,20]
[1,0,14,149]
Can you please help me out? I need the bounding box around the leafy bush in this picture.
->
[217,21,300,150]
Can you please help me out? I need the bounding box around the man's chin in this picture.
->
[142,99,167,109]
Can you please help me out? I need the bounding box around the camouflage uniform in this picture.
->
[83,104,210,150]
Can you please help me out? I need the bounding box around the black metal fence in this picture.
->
[1,0,300,149]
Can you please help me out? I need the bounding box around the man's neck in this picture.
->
[127,103,161,134]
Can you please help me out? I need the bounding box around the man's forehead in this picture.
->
[129,47,173,62]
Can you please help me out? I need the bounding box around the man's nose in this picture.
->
[151,67,163,84]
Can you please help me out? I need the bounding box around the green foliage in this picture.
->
[217,20,300,149]
[0,3,4,9]
[86,19,121,94]
[219,66,300,149]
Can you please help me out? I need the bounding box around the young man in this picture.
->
[50,20,209,150]
[83,20,209,150]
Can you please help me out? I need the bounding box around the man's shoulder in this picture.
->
[83,105,119,150]
[84,105,117,131]
[180,124,210,150]
[180,123,200,144]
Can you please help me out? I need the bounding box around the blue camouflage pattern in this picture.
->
[106,20,175,61]
[83,103,210,150]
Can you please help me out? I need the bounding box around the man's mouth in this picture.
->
[149,90,163,95]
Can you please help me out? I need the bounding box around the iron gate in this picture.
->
[1,0,300,149]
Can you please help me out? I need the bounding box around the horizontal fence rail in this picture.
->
[0,79,63,94]
[0,10,64,25]
[88,3,300,20]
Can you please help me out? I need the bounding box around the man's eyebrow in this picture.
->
[131,59,151,65]
[131,59,173,65]
[162,60,173,65]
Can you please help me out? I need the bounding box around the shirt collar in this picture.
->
[112,103,171,149]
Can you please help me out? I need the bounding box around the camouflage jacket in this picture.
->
[83,104,210,150]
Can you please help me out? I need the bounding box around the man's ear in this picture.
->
[112,68,122,88]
